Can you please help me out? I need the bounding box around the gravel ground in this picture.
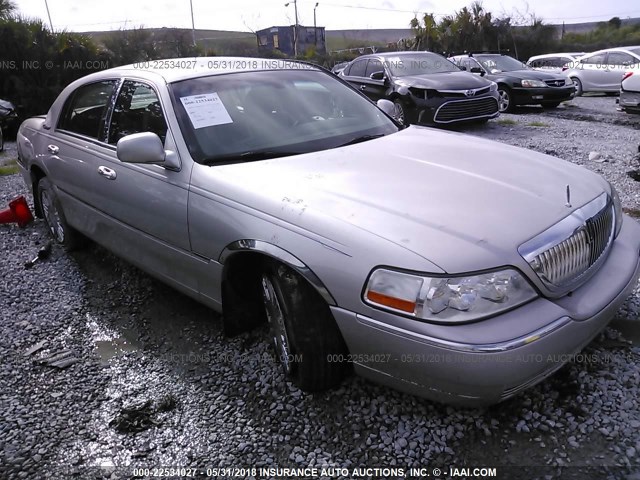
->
[1,96,640,480]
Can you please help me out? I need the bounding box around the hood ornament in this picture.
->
[565,184,572,208]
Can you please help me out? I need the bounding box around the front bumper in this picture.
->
[619,89,640,113]
[332,215,640,406]
[512,86,575,106]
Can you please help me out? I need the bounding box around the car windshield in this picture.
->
[384,54,460,77]
[629,47,640,57]
[476,55,528,73]
[170,69,399,165]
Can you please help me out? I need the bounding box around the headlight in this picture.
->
[609,182,623,237]
[521,79,547,88]
[489,81,498,92]
[364,268,538,323]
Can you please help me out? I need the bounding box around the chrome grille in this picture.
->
[528,203,614,289]
[545,79,566,87]
[440,86,491,97]
[434,97,499,123]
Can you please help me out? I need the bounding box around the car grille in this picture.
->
[434,97,499,123]
[526,203,614,289]
[441,86,491,97]
[545,79,566,87]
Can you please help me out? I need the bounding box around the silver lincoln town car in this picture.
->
[17,58,640,405]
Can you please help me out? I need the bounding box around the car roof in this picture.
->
[527,53,585,61]
[582,46,640,57]
[91,57,322,84]
[351,51,444,60]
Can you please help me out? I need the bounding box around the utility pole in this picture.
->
[44,0,53,31]
[190,0,196,47]
[314,3,319,46]
[285,0,299,57]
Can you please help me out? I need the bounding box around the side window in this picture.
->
[463,59,480,71]
[540,57,562,68]
[346,59,367,77]
[365,59,384,78]
[581,53,606,65]
[58,80,118,140]
[108,81,168,145]
[608,52,638,67]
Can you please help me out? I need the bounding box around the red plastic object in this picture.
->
[0,196,34,228]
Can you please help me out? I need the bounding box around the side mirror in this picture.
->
[470,67,485,76]
[117,132,180,169]
[460,66,467,71]
[376,99,395,117]
[370,71,385,81]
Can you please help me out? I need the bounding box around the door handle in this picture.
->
[47,144,59,155]
[360,85,367,90]
[98,166,117,180]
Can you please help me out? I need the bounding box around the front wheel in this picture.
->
[393,100,408,126]
[571,77,583,96]
[497,87,514,113]
[37,177,85,251]
[261,262,348,392]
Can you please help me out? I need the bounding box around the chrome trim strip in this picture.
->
[356,314,572,353]
[219,239,336,306]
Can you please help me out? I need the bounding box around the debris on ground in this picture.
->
[109,395,178,433]
[35,348,79,368]
[24,241,52,269]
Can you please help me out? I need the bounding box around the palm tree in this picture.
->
[0,0,17,19]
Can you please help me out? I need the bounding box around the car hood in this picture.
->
[486,69,568,82]
[394,71,492,90]
[205,127,608,273]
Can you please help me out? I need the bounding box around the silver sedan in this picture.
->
[565,46,640,95]
[16,58,640,406]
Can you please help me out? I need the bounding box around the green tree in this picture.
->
[0,0,16,19]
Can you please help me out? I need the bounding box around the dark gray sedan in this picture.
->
[339,51,500,125]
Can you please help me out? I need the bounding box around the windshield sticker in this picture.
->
[180,93,233,129]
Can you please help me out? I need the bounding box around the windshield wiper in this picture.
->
[202,150,299,165]
[337,134,386,147]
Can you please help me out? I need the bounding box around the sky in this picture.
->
[12,0,640,33]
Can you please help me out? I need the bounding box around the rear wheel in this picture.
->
[497,87,514,113]
[260,262,348,392]
[37,178,85,251]
[571,77,583,96]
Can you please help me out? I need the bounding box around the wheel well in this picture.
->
[220,252,347,353]
[220,251,269,337]
[30,166,46,217]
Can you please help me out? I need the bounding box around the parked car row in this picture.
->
[335,50,578,125]
[338,51,500,125]
[525,46,640,96]
[333,45,640,124]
